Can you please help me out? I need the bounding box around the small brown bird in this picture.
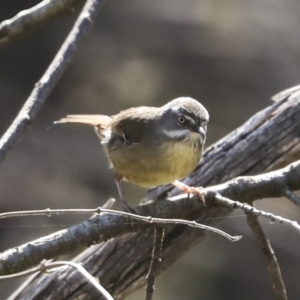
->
[56,97,209,211]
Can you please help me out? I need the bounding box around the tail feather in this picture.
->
[55,115,112,127]
[55,115,112,139]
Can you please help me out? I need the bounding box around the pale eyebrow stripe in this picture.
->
[183,114,198,125]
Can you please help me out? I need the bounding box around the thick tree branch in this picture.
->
[0,0,106,164]
[6,88,300,299]
[0,0,85,49]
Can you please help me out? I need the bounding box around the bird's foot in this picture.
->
[122,201,138,214]
[172,180,206,205]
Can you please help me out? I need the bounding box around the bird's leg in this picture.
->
[172,180,206,205]
[114,174,137,213]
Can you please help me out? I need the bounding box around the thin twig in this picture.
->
[0,0,106,164]
[246,210,287,300]
[0,206,241,242]
[0,207,101,219]
[0,0,85,49]
[146,228,165,300]
[102,198,116,209]
[0,263,43,282]
[282,188,300,207]
[214,193,300,233]
[0,202,115,220]
[83,210,242,242]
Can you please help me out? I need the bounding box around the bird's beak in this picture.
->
[192,126,206,142]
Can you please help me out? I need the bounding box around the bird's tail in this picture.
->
[54,115,112,139]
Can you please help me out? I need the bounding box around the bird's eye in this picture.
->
[177,116,186,124]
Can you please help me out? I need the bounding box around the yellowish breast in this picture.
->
[158,139,201,183]
[109,136,202,188]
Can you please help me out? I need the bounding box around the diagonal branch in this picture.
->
[0,0,85,49]
[0,0,106,164]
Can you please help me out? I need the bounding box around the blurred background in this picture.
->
[0,0,300,299]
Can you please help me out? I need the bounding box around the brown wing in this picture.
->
[110,107,160,143]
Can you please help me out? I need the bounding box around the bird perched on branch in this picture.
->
[56,97,209,211]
